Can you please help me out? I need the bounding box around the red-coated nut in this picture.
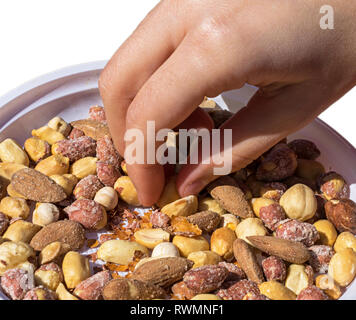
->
[55,136,96,162]
[325,199,356,234]
[297,285,329,300]
[150,210,171,229]
[183,265,228,294]
[74,270,112,300]
[1,268,34,300]
[64,198,107,230]
[96,161,121,187]
[96,135,122,168]
[89,105,106,123]
[288,139,320,160]
[308,245,334,274]
[68,128,85,139]
[261,256,287,282]
[216,279,260,300]
[0,212,9,235]
[218,262,246,282]
[318,172,349,200]
[256,144,297,182]
[259,203,286,231]
[23,286,57,300]
[73,175,104,200]
[275,219,319,246]
[171,281,198,300]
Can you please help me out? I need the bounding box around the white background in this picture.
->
[0,0,355,146]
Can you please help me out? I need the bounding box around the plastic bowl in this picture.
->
[0,61,355,300]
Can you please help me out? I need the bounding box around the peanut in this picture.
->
[134,228,170,249]
[259,280,296,300]
[328,248,356,286]
[50,174,78,196]
[172,235,209,258]
[70,157,97,179]
[251,197,276,217]
[0,197,30,219]
[0,139,29,166]
[334,231,356,253]
[220,214,239,231]
[24,137,50,162]
[0,241,35,275]
[94,186,118,210]
[56,282,79,300]
[113,175,140,206]
[187,250,222,268]
[285,264,313,295]
[315,274,342,300]
[313,219,337,247]
[161,195,198,218]
[47,116,71,137]
[97,239,149,265]
[198,197,226,216]
[235,218,267,245]
[62,251,90,289]
[0,163,27,185]
[35,154,70,176]
[32,126,66,145]
[3,220,41,243]
[33,203,60,226]
[34,263,63,291]
[7,183,26,199]
[211,227,236,261]
[39,241,71,265]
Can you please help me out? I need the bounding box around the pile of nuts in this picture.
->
[0,102,356,300]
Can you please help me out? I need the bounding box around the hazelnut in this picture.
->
[33,203,60,226]
[235,218,267,246]
[94,186,118,210]
[325,199,356,234]
[151,242,180,258]
[279,184,317,221]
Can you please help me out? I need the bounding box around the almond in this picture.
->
[71,119,110,141]
[233,239,264,284]
[11,168,67,203]
[30,220,86,251]
[187,211,221,233]
[208,177,253,218]
[132,257,193,287]
[102,278,166,300]
[247,236,310,264]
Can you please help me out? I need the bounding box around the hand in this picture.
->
[99,0,356,206]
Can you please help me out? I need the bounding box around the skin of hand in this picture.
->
[99,0,356,206]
